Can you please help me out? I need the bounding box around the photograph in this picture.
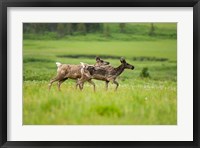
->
[23,23,177,125]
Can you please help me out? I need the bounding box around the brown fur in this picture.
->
[48,57,109,91]
[78,57,134,91]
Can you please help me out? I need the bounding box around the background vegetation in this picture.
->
[23,23,176,40]
[23,23,177,125]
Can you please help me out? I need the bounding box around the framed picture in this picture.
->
[0,0,199,147]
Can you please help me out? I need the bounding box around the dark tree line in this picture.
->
[24,23,103,36]
[23,23,156,38]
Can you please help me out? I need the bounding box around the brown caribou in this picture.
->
[77,57,134,91]
[48,57,110,91]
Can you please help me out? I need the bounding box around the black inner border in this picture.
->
[0,0,199,147]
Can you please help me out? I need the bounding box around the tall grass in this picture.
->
[23,80,176,125]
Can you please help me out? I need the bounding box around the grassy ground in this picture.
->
[23,39,177,125]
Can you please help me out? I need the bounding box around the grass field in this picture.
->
[23,39,177,125]
[23,23,177,125]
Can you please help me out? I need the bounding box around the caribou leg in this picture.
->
[57,78,68,91]
[88,79,96,92]
[105,81,109,91]
[113,80,119,91]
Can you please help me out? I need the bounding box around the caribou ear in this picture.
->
[120,57,126,63]
[96,56,100,61]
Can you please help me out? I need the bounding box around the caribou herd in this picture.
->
[48,57,134,91]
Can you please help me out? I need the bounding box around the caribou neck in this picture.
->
[114,64,125,76]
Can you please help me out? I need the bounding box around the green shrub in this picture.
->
[140,67,150,78]
[95,105,123,117]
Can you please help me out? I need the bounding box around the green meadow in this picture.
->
[23,23,177,125]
